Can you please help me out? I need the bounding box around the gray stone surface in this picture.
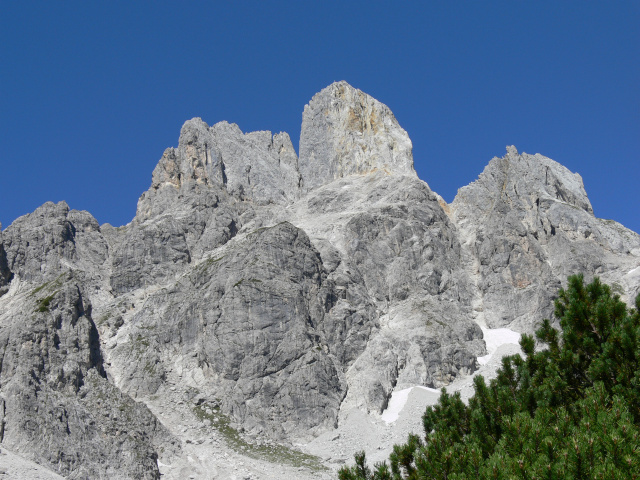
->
[0,82,638,479]
[281,173,484,415]
[149,118,300,205]
[299,81,417,191]
[2,202,109,286]
[451,146,640,330]
[0,445,67,480]
[0,273,177,479]
[111,222,345,440]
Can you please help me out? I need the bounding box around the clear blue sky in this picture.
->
[1,2,638,233]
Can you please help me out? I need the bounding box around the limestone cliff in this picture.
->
[299,81,417,191]
[0,82,638,479]
[451,146,640,331]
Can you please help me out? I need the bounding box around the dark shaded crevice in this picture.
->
[88,319,107,379]
[0,244,12,297]
[0,397,5,442]
[228,219,238,238]
[380,359,400,413]
[63,221,77,245]
[0,335,9,382]
[75,286,107,379]
[221,159,228,186]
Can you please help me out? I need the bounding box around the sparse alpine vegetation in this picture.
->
[339,275,640,480]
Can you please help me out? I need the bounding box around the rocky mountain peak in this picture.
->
[147,117,300,206]
[143,82,417,214]
[2,83,638,480]
[299,81,417,192]
[453,146,593,220]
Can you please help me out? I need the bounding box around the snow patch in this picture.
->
[477,327,521,365]
[381,386,440,424]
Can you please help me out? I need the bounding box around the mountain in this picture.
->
[0,81,638,479]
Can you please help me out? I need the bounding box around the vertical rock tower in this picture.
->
[299,81,417,191]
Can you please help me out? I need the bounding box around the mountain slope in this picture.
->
[0,82,638,479]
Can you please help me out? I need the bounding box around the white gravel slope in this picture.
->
[0,447,65,479]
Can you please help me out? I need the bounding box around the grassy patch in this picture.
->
[31,273,65,297]
[143,361,156,375]
[197,255,225,272]
[32,282,49,296]
[36,294,56,312]
[193,255,225,280]
[233,278,263,288]
[250,221,289,236]
[205,256,224,266]
[32,274,67,312]
[130,333,152,358]
[424,316,445,327]
[193,403,326,471]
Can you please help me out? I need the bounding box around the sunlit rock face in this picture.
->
[0,81,638,478]
[299,81,417,191]
[147,119,301,205]
[451,146,640,331]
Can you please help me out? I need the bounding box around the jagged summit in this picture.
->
[299,81,416,191]
[453,145,593,218]
[1,83,639,480]
[450,145,637,331]
[143,81,417,212]
[147,117,300,206]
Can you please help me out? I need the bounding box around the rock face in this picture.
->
[113,221,345,438]
[0,81,638,478]
[0,271,176,479]
[2,202,109,285]
[149,118,300,205]
[451,146,640,331]
[299,81,417,191]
